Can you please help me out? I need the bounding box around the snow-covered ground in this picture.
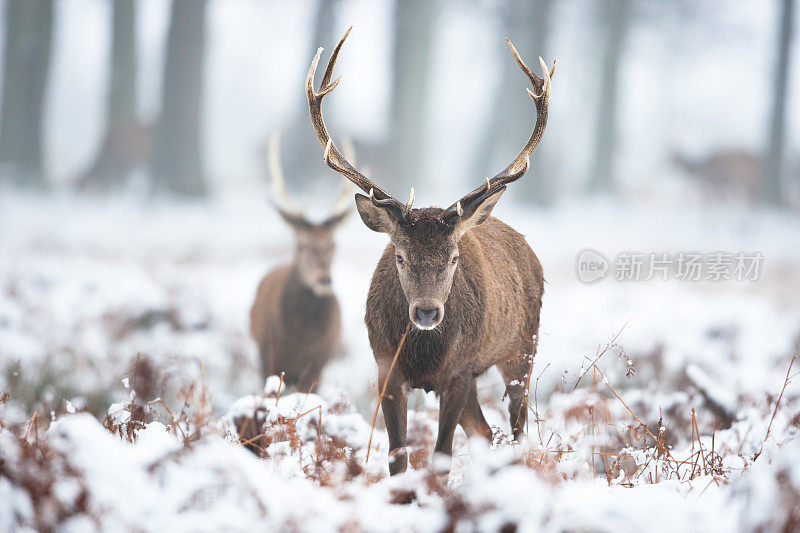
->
[1,190,799,531]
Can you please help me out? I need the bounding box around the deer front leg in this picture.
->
[377,355,408,476]
[499,356,531,441]
[432,369,472,477]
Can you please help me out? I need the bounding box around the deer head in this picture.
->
[269,132,354,297]
[307,27,554,328]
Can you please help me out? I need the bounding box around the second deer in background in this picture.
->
[671,149,765,204]
[249,134,354,390]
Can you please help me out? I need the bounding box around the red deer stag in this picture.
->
[249,133,354,390]
[306,28,554,476]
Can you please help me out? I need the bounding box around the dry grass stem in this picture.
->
[366,323,412,463]
[755,352,798,460]
[276,372,285,404]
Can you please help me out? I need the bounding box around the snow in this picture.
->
[2,404,798,531]
[3,0,800,526]
[0,189,798,530]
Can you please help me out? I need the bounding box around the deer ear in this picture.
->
[454,187,505,237]
[355,193,399,234]
[275,205,310,230]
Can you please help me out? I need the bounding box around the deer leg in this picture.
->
[433,369,472,476]
[377,356,408,476]
[499,356,532,441]
[458,378,492,440]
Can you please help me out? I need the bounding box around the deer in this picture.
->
[670,149,765,204]
[249,132,354,391]
[306,27,554,477]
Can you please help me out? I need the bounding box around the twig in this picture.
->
[754,352,798,460]
[295,405,323,421]
[147,398,188,442]
[692,409,708,475]
[533,362,551,445]
[239,433,268,450]
[276,372,285,405]
[22,411,38,442]
[572,319,630,392]
[366,323,411,463]
[591,366,596,477]
[297,380,318,415]
[592,365,657,443]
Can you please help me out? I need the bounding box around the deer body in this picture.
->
[364,213,543,474]
[305,27,554,476]
[251,263,341,389]
[672,150,764,203]
[367,217,542,390]
[249,133,352,390]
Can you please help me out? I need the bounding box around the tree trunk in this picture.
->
[78,0,144,191]
[764,0,795,205]
[0,0,54,188]
[150,0,207,197]
[390,0,437,195]
[281,0,342,190]
[588,0,629,194]
[474,0,554,205]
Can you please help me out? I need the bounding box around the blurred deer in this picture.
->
[249,133,354,390]
[671,149,764,204]
[306,28,553,476]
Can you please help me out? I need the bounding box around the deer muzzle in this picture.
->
[410,303,443,330]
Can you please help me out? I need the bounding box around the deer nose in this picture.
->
[414,307,439,328]
[318,275,332,286]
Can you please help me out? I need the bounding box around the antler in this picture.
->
[269,131,354,222]
[268,132,304,217]
[448,39,556,215]
[306,27,413,215]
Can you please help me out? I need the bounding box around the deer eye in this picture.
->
[396,255,404,264]
[451,256,459,265]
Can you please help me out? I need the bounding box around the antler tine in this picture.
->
[448,40,555,215]
[320,26,350,89]
[268,132,303,216]
[306,27,405,213]
[405,187,415,213]
[369,187,401,208]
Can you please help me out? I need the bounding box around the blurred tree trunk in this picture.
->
[150,0,207,197]
[474,0,554,205]
[78,0,145,191]
[281,0,342,189]
[764,0,795,205]
[390,0,437,194]
[0,0,54,188]
[588,0,629,193]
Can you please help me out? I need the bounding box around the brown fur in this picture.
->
[251,129,352,391]
[671,149,764,203]
[363,207,543,476]
[304,28,552,478]
[367,215,542,390]
[250,263,341,390]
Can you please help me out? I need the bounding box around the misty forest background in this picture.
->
[0,0,797,208]
[3,5,800,529]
